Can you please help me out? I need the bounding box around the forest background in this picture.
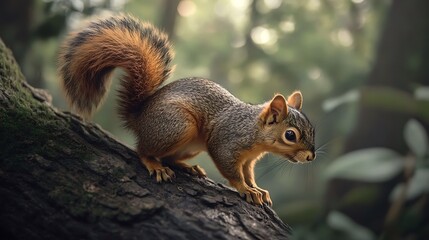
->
[1,0,428,239]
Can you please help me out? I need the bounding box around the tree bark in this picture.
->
[0,39,290,239]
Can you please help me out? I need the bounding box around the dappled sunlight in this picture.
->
[177,0,196,17]
[279,19,295,33]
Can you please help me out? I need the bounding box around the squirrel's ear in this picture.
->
[287,91,303,111]
[260,94,288,124]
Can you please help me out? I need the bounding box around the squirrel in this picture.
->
[59,15,316,206]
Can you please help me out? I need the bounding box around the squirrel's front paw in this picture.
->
[149,166,175,182]
[239,187,265,205]
[254,187,272,206]
[238,187,272,206]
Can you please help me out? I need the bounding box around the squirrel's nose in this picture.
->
[306,151,316,161]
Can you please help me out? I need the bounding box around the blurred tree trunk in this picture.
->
[0,39,290,239]
[345,0,429,153]
[0,0,43,88]
[0,0,34,66]
[159,0,180,40]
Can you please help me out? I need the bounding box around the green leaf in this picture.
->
[415,86,429,100]
[327,211,376,240]
[404,119,428,158]
[339,186,380,207]
[324,148,403,182]
[322,90,359,112]
[389,169,429,201]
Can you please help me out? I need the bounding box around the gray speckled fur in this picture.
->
[135,78,262,151]
[135,79,255,144]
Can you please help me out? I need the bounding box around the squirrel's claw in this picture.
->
[172,162,207,178]
[239,188,264,205]
[238,187,272,206]
[154,167,175,183]
[188,165,206,178]
[254,187,272,206]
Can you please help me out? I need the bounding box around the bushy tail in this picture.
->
[59,14,174,124]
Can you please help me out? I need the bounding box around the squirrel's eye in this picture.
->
[285,130,296,142]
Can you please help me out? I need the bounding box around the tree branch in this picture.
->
[0,39,290,239]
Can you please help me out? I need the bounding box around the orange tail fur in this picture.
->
[59,15,174,124]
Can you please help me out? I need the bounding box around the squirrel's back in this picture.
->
[58,15,174,124]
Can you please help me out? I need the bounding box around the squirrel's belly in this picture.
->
[172,137,207,159]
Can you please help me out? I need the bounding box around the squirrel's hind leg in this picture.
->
[163,152,207,178]
[170,160,206,178]
[140,156,175,182]
[138,105,205,180]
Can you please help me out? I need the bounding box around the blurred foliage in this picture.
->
[1,0,428,239]
[317,119,429,240]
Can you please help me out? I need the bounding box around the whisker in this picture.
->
[256,157,282,170]
[315,151,327,157]
[279,160,290,177]
[257,157,285,181]
[286,162,294,178]
[317,140,331,149]
[275,160,288,175]
[305,164,310,190]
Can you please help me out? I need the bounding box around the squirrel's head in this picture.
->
[259,91,315,163]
